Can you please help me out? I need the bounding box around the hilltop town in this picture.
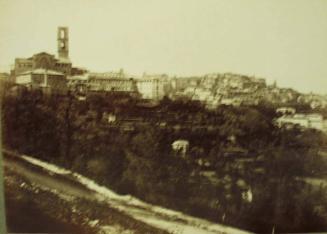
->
[1,27,327,133]
[2,27,327,233]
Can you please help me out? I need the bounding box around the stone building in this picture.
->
[13,51,71,77]
[15,69,67,95]
[88,70,138,94]
[137,73,170,100]
[277,113,326,132]
[11,27,84,94]
[13,27,72,77]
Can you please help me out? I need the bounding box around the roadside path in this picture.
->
[3,150,252,234]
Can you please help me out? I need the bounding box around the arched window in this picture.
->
[60,30,65,39]
[61,42,65,49]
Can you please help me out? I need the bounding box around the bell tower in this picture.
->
[57,27,69,58]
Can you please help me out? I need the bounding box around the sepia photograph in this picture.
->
[0,0,327,233]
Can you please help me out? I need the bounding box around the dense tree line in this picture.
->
[2,90,327,233]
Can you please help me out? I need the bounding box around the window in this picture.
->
[60,30,65,39]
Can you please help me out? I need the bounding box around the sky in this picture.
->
[0,0,327,94]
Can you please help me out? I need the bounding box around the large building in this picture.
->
[12,27,84,94]
[137,73,170,100]
[277,113,327,132]
[13,27,72,77]
[88,69,138,94]
[15,69,67,95]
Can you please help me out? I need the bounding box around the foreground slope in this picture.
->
[3,150,252,234]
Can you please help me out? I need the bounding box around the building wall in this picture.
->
[47,74,67,92]
[14,52,73,77]
[277,114,326,131]
[14,58,33,76]
[16,71,67,94]
[55,61,72,75]
[16,74,32,84]
[32,53,56,70]
[89,76,136,93]
[137,79,165,100]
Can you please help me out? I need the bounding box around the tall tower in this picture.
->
[57,27,69,58]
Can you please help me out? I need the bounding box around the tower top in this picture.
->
[57,27,69,59]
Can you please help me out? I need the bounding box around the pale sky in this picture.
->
[0,0,327,94]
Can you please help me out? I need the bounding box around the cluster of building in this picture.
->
[276,107,327,132]
[168,73,325,110]
[297,93,327,109]
[4,27,168,100]
[2,27,327,112]
[69,71,171,101]
[169,73,267,108]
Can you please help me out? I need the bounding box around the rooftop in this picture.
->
[18,68,64,76]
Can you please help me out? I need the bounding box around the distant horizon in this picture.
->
[1,0,327,95]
